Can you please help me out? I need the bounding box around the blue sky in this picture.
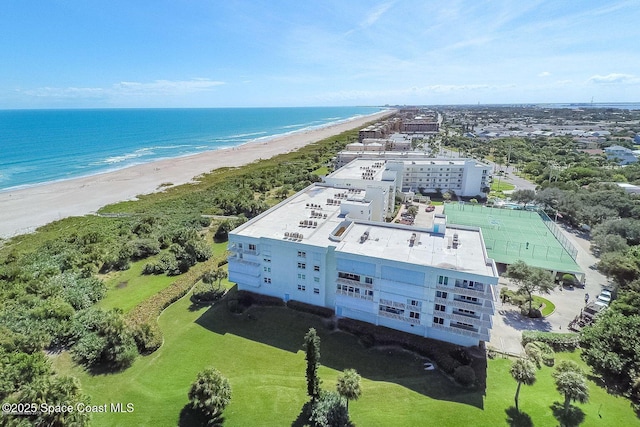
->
[1,0,639,108]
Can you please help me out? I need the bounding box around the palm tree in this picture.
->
[510,358,537,411]
[188,368,232,419]
[553,366,589,412]
[336,369,362,411]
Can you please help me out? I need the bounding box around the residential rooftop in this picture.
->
[233,183,496,277]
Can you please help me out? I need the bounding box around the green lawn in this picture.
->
[533,295,556,317]
[491,181,516,192]
[98,258,176,313]
[52,289,638,426]
[99,242,231,314]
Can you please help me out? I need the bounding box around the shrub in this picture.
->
[450,347,472,365]
[192,282,226,303]
[236,290,285,307]
[132,322,163,354]
[524,342,543,368]
[454,365,477,386]
[521,331,579,351]
[287,300,334,318]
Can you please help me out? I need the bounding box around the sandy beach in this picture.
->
[0,110,393,238]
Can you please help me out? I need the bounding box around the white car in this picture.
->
[595,290,612,307]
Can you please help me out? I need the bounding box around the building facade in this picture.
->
[228,183,499,347]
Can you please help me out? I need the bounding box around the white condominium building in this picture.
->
[228,183,499,347]
[329,156,491,199]
[398,158,491,197]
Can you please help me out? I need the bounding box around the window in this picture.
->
[263,267,271,272]
[366,290,373,297]
[297,284,306,291]
[460,295,478,303]
[436,291,448,299]
[263,277,271,284]
[438,275,448,285]
[409,311,420,319]
[249,244,256,251]
[433,316,444,325]
[314,265,320,272]
[313,288,320,294]
[380,305,404,316]
[338,272,361,282]
[263,258,271,263]
[435,304,446,312]
[297,251,306,258]
[297,273,306,280]
[365,277,373,285]
[314,277,320,283]
[297,262,306,269]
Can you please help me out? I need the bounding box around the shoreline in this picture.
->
[0,109,393,238]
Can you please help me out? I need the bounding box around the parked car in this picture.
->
[595,289,612,307]
[425,205,435,212]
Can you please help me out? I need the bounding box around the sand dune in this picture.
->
[0,110,393,238]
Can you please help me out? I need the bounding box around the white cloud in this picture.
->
[588,73,638,84]
[21,86,105,99]
[538,71,551,77]
[113,79,225,95]
[361,2,394,28]
[20,79,225,100]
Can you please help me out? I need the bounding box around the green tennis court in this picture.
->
[444,203,581,274]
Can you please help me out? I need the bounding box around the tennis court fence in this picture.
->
[538,210,578,261]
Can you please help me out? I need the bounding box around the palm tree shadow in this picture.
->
[290,401,312,427]
[505,405,533,427]
[550,401,585,427]
[178,404,225,426]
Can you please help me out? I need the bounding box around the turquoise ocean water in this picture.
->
[0,107,381,191]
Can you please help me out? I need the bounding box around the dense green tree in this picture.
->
[553,365,589,413]
[336,369,361,411]
[506,260,556,316]
[510,189,536,207]
[188,367,232,420]
[580,311,640,389]
[309,390,351,427]
[510,358,537,411]
[304,328,322,400]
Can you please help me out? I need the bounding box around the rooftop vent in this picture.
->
[360,231,370,243]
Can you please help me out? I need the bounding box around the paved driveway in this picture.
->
[487,199,609,355]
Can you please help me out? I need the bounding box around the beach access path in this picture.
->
[0,110,393,238]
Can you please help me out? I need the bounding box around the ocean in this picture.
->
[0,107,381,191]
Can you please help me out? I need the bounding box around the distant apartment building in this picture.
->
[228,182,499,347]
[332,154,491,198]
[401,119,439,133]
[398,158,491,197]
[605,145,638,165]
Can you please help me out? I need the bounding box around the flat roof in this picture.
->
[326,159,388,181]
[337,222,496,277]
[233,184,497,278]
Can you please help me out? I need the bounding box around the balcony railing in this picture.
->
[336,277,373,289]
[435,296,493,314]
[378,310,420,325]
[336,289,373,301]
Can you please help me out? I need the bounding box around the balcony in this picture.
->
[337,277,373,289]
[378,310,420,325]
[432,323,489,341]
[336,289,373,301]
[435,296,493,314]
[438,283,485,298]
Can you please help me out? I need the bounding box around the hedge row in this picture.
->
[236,290,286,307]
[126,256,225,352]
[286,300,334,318]
[521,331,579,351]
[336,317,474,378]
